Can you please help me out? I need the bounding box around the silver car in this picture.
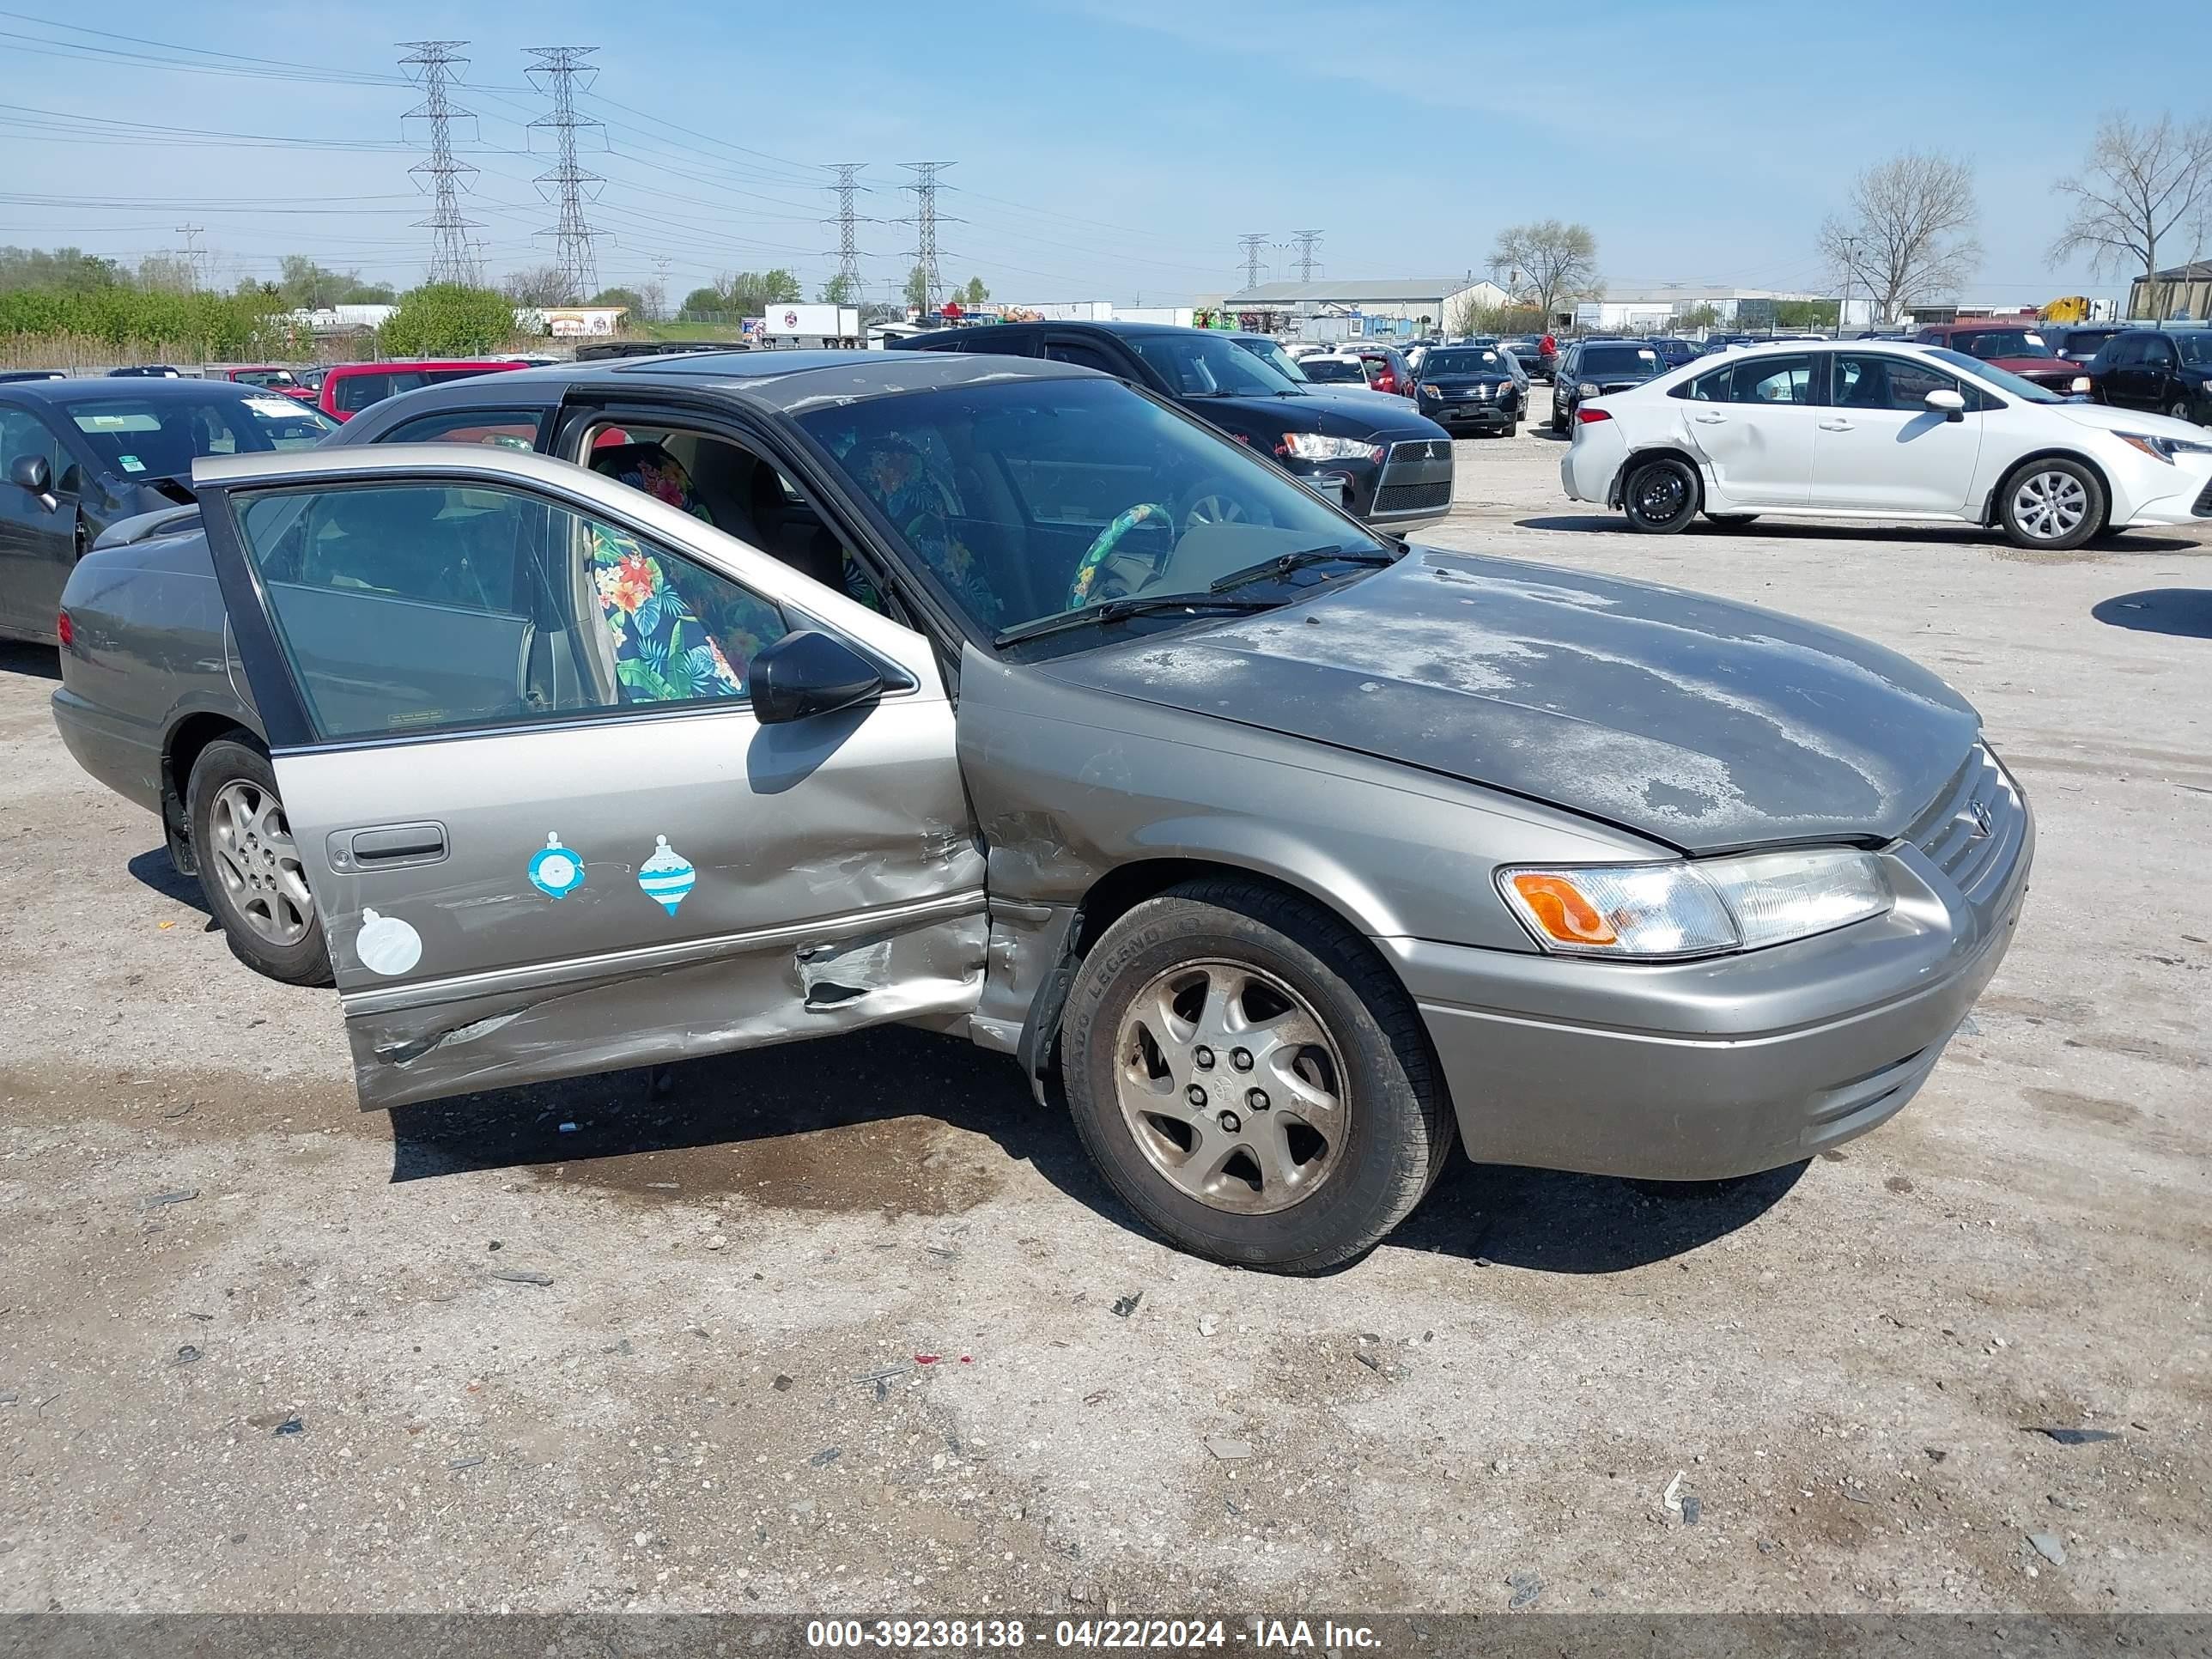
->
[51,353,2032,1272]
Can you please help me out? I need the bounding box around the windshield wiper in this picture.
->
[1208,544,1395,595]
[994,592,1279,647]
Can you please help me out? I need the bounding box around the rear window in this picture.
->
[1577,344,1662,374]
[1299,359,1364,383]
[1958,329,2053,361]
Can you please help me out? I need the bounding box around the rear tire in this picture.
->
[1621,454,1701,533]
[187,739,331,987]
[1996,458,2104,551]
[1060,880,1455,1274]
[2170,399,2195,424]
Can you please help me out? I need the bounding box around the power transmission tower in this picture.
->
[1291,229,1322,284]
[1237,233,1268,293]
[526,46,605,301]
[825,163,871,300]
[398,41,481,287]
[899,161,957,314]
[173,223,206,290]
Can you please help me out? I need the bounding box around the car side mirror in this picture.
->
[9,453,58,511]
[749,629,884,726]
[1924,388,1966,422]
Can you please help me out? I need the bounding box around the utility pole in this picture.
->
[650,253,672,322]
[173,223,205,290]
[899,161,957,315]
[1237,233,1268,293]
[398,41,481,287]
[825,163,870,301]
[526,46,604,302]
[1837,234,1863,332]
[1291,229,1322,284]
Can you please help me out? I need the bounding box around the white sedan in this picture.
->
[1559,340,2212,550]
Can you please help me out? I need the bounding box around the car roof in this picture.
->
[386,348,1101,416]
[0,375,294,404]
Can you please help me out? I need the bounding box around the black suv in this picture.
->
[1408,344,1524,436]
[892,321,1453,532]
[2084,326,2212,423]
[1548,339,1668,431]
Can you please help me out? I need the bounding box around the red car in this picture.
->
[1911,322,2084,393]
[316,359,528,422]
[221,366,317,401]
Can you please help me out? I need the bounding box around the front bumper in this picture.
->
[1425,394,1517,430]
[1312,435,1454,530]
[1386,746,2034,1181]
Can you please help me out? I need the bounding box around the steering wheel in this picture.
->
[1066,502,1170,610]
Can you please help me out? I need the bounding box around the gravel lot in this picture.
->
[2,391,2208,1616]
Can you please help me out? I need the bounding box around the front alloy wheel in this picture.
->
[1999,459,2103,551]
[1060,879,1455,1273]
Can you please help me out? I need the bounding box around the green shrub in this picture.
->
[378,284,519,356]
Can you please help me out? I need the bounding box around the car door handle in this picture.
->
[348,823,447,864]
[1817,418,1855,431]
[1691,412,1728,424]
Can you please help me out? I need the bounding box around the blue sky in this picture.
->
[3,0,2206,308]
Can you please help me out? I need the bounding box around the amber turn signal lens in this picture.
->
[1507,872,1618,945]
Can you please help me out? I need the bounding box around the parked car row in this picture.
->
[35,344,2033,1273]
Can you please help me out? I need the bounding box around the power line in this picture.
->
[900,161,957,314]
[525,46,604,301]
[1291,229,1322,284]
[825,163,870,299]
[398,42,482,287]
[1236,232,1267,292]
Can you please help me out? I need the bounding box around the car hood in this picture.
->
[1206,390,1440,440]
[1036,547,1980,854]
[1291,385,1431,420]
[1420,374,1513,391]
[1977,356,2072,377]
[2055,401,2208,439]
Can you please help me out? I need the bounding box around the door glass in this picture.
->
[230,480,788,740]
[381,409,544,450]
[2144,339,2177,369]
[1044,339,1120,374]
[1832,356,1959,411]
[1729,356,1813,404]
[333,373,401,414]
[0,409,70,488]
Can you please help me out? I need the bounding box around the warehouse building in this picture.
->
[1216,276,1510,340]
[2128,261,2212,321]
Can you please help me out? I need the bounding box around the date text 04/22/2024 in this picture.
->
[803,1620,1381,1650]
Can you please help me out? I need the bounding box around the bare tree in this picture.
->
[2050,112,2212,314]
[500,264,575,307]
[1817,151,1981,321]
[1487,221,1599,325]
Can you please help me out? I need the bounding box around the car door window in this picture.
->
[1832,355,1960,411]
[2103,336,2142,369]
[230,480,788,740]
[1729,356,1813,404]
[1043,338,1121,374]
[0,408,71,489]
[381,408,545,450]
[2143,337,2177,370]
[332,373,401,414]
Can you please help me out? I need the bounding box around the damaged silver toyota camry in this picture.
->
[52,351,2031,1272]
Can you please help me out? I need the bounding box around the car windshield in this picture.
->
[797,375,1389,650]
[1423,349,1504,374]
[56,392,338,475]
[1233,338,1309,381]
[1299,358,1365,383]
[1125,331,1298,397]
[1924,347,2063,404]
[1959,328,2055,361]
[1578,344,1662,374]
[2175,333,2212,366]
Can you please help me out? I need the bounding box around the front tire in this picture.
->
[1996,458,2104,551]
[1060,880,1455,1273]
[1621,454,1700,533]
[187,738,331,986]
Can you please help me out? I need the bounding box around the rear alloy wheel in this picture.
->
[1998,459,2104,551]
[1060,880,1454,1273]
[1621,454,1700,533]
[2170,399,2195,423]
[187,738,331,986]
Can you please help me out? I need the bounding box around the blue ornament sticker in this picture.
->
[637,835,696,915]
[528,831,586,899]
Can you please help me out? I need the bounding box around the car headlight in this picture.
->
[1498,848,1892,959]
[1279,432,1385,464]
[2116,430,2212,464]
[1578,381,1601,398]
[1417,383,1440,399]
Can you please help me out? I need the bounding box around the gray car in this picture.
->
[50,352,2032,1272]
